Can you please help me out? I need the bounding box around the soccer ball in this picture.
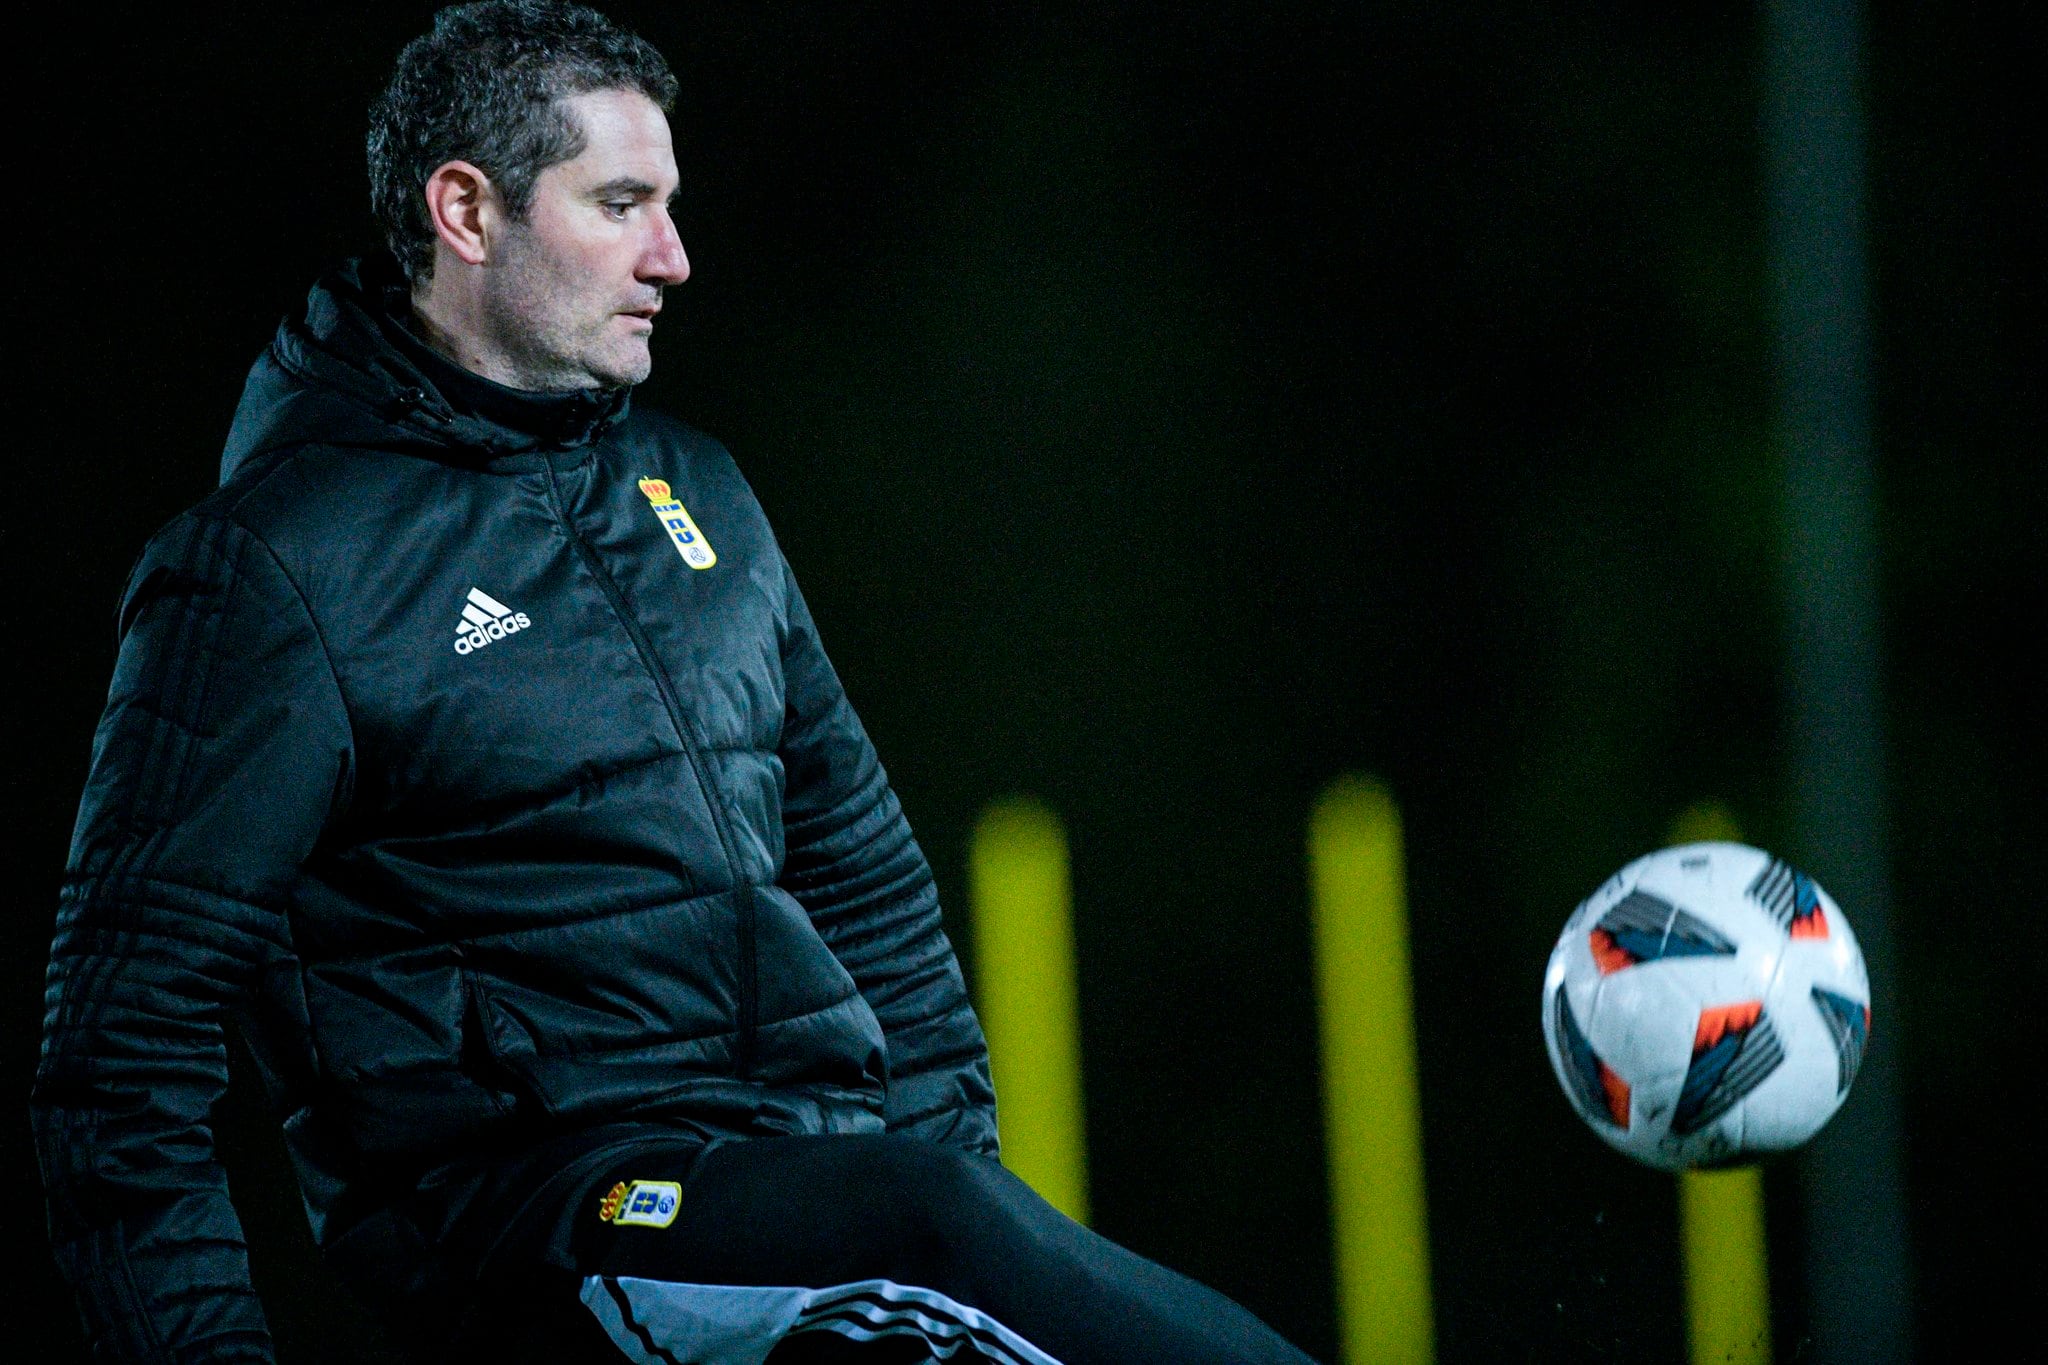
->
[1541,842,1870,1170]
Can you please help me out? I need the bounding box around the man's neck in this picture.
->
[380,280,618,447]
[407,284,518,388]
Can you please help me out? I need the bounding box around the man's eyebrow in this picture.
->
[588,177,680,204]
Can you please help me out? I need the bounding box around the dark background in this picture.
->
[4,2,2035,1360]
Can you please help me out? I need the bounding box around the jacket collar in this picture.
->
[221,253,631,483]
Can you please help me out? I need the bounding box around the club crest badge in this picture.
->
[597,1178,682,1229]
[638,477,716,570]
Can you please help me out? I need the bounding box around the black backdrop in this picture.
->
[4,3,2034,1360]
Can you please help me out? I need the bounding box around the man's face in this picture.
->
[480,88,689,390]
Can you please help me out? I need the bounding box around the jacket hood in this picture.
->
[220,253,629,483]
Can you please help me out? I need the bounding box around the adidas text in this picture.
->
[454,587,532,655]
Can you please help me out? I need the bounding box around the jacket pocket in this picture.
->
[303,946,518,1163]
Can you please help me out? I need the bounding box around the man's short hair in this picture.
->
[367,0,679,283]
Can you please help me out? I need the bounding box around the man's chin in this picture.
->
[587,342,653,389]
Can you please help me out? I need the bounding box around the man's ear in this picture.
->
[422,160,499,267]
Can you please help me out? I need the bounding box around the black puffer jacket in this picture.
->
[33,257,997,1363]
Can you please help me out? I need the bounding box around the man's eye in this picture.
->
[602,202,633,220]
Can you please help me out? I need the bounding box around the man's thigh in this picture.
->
[458,1132,1313,1365]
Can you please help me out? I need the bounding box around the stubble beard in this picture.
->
[482,225,651,393]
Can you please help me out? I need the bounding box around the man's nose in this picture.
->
[642,211,690,287]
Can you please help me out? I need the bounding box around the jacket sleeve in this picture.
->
[772,556,999,1157]
[33,513,352,1364]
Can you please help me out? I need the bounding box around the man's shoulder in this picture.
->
[136,445,347,553]
[167,444,399,559]
[128,443,467,618]
[610,404,770,518]
[612,404,738,474]
[140,407,772,606]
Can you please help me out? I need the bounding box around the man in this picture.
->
[34,4,1317,1362]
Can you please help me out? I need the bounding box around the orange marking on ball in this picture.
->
[1598,1061,1632,1127]
[1789,908,1830,939]
[1588,928,1634,975]
[1693,1000,1763,1053]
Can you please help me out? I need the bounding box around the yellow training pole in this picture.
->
[1678,1169,1773,1365]
[968,797,1089,1223]
[1310,776,1434,1364]
[1669,801,1772,1365]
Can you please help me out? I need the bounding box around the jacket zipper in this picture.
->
[540,459,759,1077]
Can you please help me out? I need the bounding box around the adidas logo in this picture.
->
[453,587,532,655]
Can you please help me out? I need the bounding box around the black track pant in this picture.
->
[446,1132,1318,1364]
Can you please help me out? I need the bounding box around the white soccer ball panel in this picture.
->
[1732,1028,1845,1152]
